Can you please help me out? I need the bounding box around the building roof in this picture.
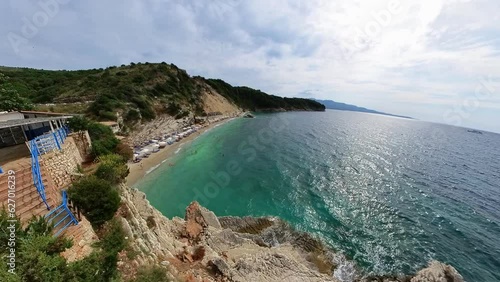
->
[0,116,73,129]
[19,110,72,116]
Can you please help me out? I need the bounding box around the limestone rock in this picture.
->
[411,261,464,282]
[185,202,207,242]
[199,206,222,229]
[230,252,335,282]
[208,257,232,278]
[118,188,464,282]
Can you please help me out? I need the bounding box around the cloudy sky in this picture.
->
[1,0,499,132]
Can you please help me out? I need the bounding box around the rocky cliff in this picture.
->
[116,185,464,282]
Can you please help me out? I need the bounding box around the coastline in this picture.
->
[119,112,466,282]
[126,116,238,187]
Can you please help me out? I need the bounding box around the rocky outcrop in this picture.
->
[117,185,464,282]
[357,261,464,282]
[70,131,92,162]
[410,261,463,282]
[118,185,338,281]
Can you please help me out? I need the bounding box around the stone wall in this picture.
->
[70,131,92,163]
[42,136,84,190]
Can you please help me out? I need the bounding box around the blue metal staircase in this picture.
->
[27,126,78,236]
[29,139,50,210]
[44,190,79,237]
[28,126,70,210]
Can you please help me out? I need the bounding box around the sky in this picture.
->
[1,0,499,132]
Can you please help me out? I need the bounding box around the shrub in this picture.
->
[0,262,21,282]
[17,235,68,282]
[86,120,115,140]
[124,109,140,123]
[97,110,117,121]
[66,252,104,281]
[115,141,133,161]
[166,102,181,116]
[139,105,156,120]
[98,218,127,254]
[132,75,145,84]
[91,138,119,158]
[68,115,90,132]
[68,176,120,227]
[65,220,127,282]
[133,266,171,282]
[0,211,74,282]
[0,209,23,250]
[95,154,129,183]
[87,123,120,158]
[69,116,120,158]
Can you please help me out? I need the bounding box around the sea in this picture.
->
[136,110,500,281]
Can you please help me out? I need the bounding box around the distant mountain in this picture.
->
[314,99,413,119]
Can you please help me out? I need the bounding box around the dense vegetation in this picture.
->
[0,63,324,126]
[0,113,166,281]
[0,114,134,280]
[68,116,132,159]
[0,73,34,111]
[67,116,129,227]
[0,211,132,282]
[68,175,121,227]
[203,78,325,111]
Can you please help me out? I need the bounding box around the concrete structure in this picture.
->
[0,111,24,121]
[0,112,72,148]
[19,110,72,119]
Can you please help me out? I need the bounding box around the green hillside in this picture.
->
[0,63,325,124]
[204,78,324,112]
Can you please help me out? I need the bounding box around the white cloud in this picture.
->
[0,0,499,132]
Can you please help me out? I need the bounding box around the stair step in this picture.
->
[0,170,32,185]
[17,197,53,219]
[0,166,56,204]
[0,177,46,203]
[0,185,39,204]
[0,151,69,226]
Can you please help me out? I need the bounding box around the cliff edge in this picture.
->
[117,185,464,282]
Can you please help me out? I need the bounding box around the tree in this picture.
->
[68,116,120,159]
[0,89,34,111]
[0,73,34,111]
[0,212,72,282]
[68,176,120,227]
[67,116,90,132]
[114,141,133,161]
[95,154,129,184]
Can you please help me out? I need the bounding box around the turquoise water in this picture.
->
[137,111,500,281]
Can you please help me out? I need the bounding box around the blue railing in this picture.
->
[31,126,69,155]
[29,139,50,210]
[28,126,70,210]
[45,190,79,237]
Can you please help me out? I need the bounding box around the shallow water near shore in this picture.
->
[137,110,500,281]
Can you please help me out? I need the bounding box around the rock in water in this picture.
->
[411,261,464,282]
